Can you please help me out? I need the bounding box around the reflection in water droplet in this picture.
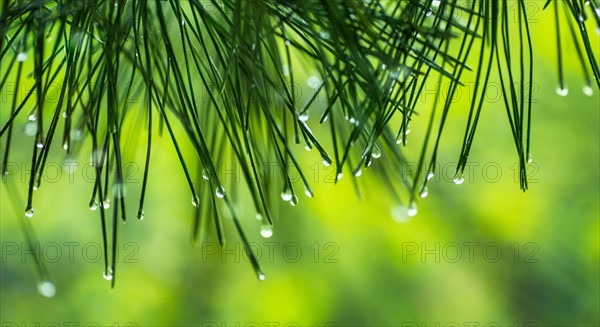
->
[260,225,273,238]
[25,208,34,218]
[103,267,113,281]
[420,187,429,198]
[89,201,98,211]
[556,86,569,96]
[191,195,200,207]
[202,169,209,180]
[453,173,465,185]
[371,147,381,158]
[281,188,293,202]
[407,202,418,217]
[17,52,28,62]
[37,281,56,298]
[215,185,225,198]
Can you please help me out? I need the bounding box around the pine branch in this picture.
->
[0,0,598,294]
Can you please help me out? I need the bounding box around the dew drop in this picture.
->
[62,143,69,150]
[258,273,266,281]
[583,85,594,96]
[290,195,298,206]
[427,171,435,181]
[354,168,362,177]
[191,195,200,207]
[37,281,56,298]
[404,127,411,135]
[299,113,309,122]
[319,31,330,39]
[420,186,429,198]
[89,201,98,211]
[407,201,418,217]
[284,39,291,46]
[25,208,34,218]
[23,122,38,136]
[322,156,332,167]
[103,267,113,281]
[16,52,27,62]
[395,136,403,144]
[336,172,343,182]
[282,65,289,76]
[256,213,263,221]
[527,153,533,164]
[556,86,569,96]
[202,168,210,180]
[381,63,387,70]
[181,20,185,27]
[307,76,320,88]
[137,210,144,220]
[304,188,314,198]
[453,173,465,185]
[371,147,382,158]
[103,199,111,209]
[36,141,44,149]
[304,143,312,151]
[260,224,273,238]
[281,188,293,202]
[215,185,226,198]
[28,114,36,121]
[432,0,441,6]
[391,205,411,223]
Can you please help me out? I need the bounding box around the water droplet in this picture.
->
[201,168,210,180]
[260,224,273,238]
[304,188,314,198]
[251,43,256,51]
[556,86,569,96]
[256,213,263,221]
[181,20,185,26]
[354,168,362,177]
[17,52,27,62]
[381,63,387,70]
[282,65,289,76]
[432,0,441,6]
[281,188,293,201]
[420,186,429,198]
[583,85,594,96]
[103,267,113,281]
[304,143,312,151]
[319,31,330,39]
[284,39,291,46]
[348,116,356,124]
[426,171,435,181]
[103,199,111,209]
[137,210,144,220]
[391,205,411,223]
[258,273,266,281]
[25,208,34,218]
[28,114,36,121]
[404,127,411,135]
[527,153,533,163]
[371,147,382,158]
[36,142,44,149]
[191,195,200,207]
[336,172,343,182]
[89,201,98,211]
[322,156,332,166]
[63,143,69,150]
[453,173,465,185]
[299,113,309,122]
[215,185,225,198]
[307,76,320,88]
[365,157,372,167]
[23,122,38,136]
[395,136,403,144]
[37,281,56,298]
[290,195,298,206]
[407,202,418,217]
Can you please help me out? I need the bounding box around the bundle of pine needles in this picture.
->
[0,0,598,293]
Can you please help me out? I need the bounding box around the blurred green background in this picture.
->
[1,2,599,327]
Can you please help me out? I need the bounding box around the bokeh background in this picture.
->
[1,2,599,326]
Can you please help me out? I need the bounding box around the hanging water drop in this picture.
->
[202,168,210,180]
[407,201,418,217]
[371,146,382,158]
[322,156,332,167]
[256,213,263,221]
[137,210,144,220]
[103,199,111,209]
[304,188,314,198]
[36,142,44,149]
[583,85,594,96]
[63,143,69,150]
[16,52,27,62]
[37,280,56,298]
[23,122,38,136]
[556,86,569,96]
[527,153,533,164]
[89,201,98,211]
[391,205,411,223]
[420,186,429,198]
[453,173,465,185]
[290,195,298,206]
[258,273,266,281]
[215,185,226,198]
[103,267,113,281]
[354,168,362,177]
[336,172,343,182]
[260,224,273,238]
[25,208,34,218]
[299,113,309,122]
[191,195,200,207]
[395,135,403,144]
[284,39,291,46]
[281,188,293,202]
[381,63,387,70]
